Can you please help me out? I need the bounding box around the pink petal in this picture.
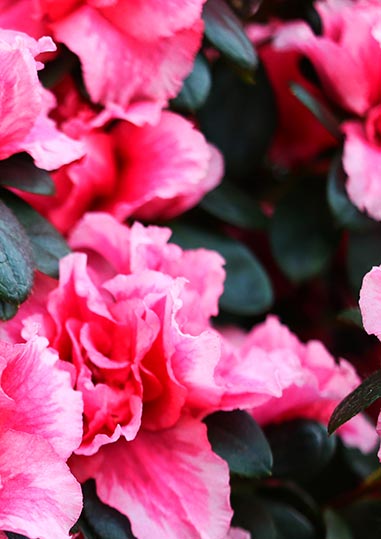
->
[0,430,82,539]
[71,417,232,539]
[359,266,381,339]
[342,120,381,220]
[52,6,203,118]
[0,336,83,459]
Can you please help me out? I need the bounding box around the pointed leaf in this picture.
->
[328,370,381,435]
[204,410,273,477]
[291,83,341,140]
[0,189,69,278]
[203,0,257,70]
[0,154,54,195]
[172,54,211,111]
[79,480,136,539]
[201,179,268,229]
[0,200,34,307]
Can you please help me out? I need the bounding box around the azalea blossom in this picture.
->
[0,336,83,539]
[220,316,377,453]
[22,78,223,234]
[272,0,381,219]
[0,28,83,170]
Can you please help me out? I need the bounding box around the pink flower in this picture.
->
[0,28,83,169]
[220,316,377,453]
[36,0,206,122]
[359,265,381,458]
[273,0,381,219]
[0,336,83,538]
[23,81,223,233]
[4,213,234,539]
[247,23,336,169]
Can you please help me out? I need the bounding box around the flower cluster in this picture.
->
[1,1,381,538]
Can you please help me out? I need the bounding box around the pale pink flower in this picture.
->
[273,0,381,219]
[220,316,377,453]
[0,336,83,538]
[35,0,206,123]
[359,265,381,458]
[0,28,83,169]
[23,81,223,233]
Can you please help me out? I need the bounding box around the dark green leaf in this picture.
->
[0,200,34,306]
[291,83,341,140]
[172,54,211,111]
[347,225,381,292]
[5,534,29,539]
[231,495,277,539]
[265,419,336,482]
[270,179,338,282]
[203,0,257,70]
[263,499,319,539]
[327,155,373,231]
[0,300,19,320]
[337,308,363,329]
[204,410,273,477]
[170,222,273,315]
[79,480,136,539]
[0,189,70,278]
[328,369,381,435]
[342,445,380,479]
[341,499,381,539]
[198,61,276,180]
[0,154,54,195]
[324,509,353,539]
[201,179,268,229]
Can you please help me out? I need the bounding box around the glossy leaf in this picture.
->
[0,200,34,307]
[170,222,273,315]
[198,61,276,181]
[263,499,319,539]
[0,301,19,321]
[231,495,277,539]
[327,155,373,231]
[0,189,70,278]
[291,83,341,140]
[204,410,273,478]
[172,54,211,111]
[265,419,336,482]
[0,153,54,195]
[200,179,268,229]
[79,480,136,539]
[324,510,353,539]
[328,369,381,435]
[347,225,381,292]
[270,180,337,282]
[203,0,257,70]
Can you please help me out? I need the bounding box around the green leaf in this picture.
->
[324,509,353,539]
[327,155,373,231]
[170,222,273,315]
[231,495,277,539]
[341,499,381,539]
[0,300,19,321]
[0,153,55,195]
[0,189,70,278]
[291,83,342,140]
[328,369,381,435]
[265,419,336,482]
[263,499,319,539]
[204,410,273,477]
[270,179,338,282]
[0,200,34,307]
[79,480,136,539]
[172,54,211,111]
[342,445,380,480]
[200,179,268,229]
[5,534,29,539]
[347,225,381,292]
[203,0,257,70]
[198,60,276,180]
[337,307,364,329]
